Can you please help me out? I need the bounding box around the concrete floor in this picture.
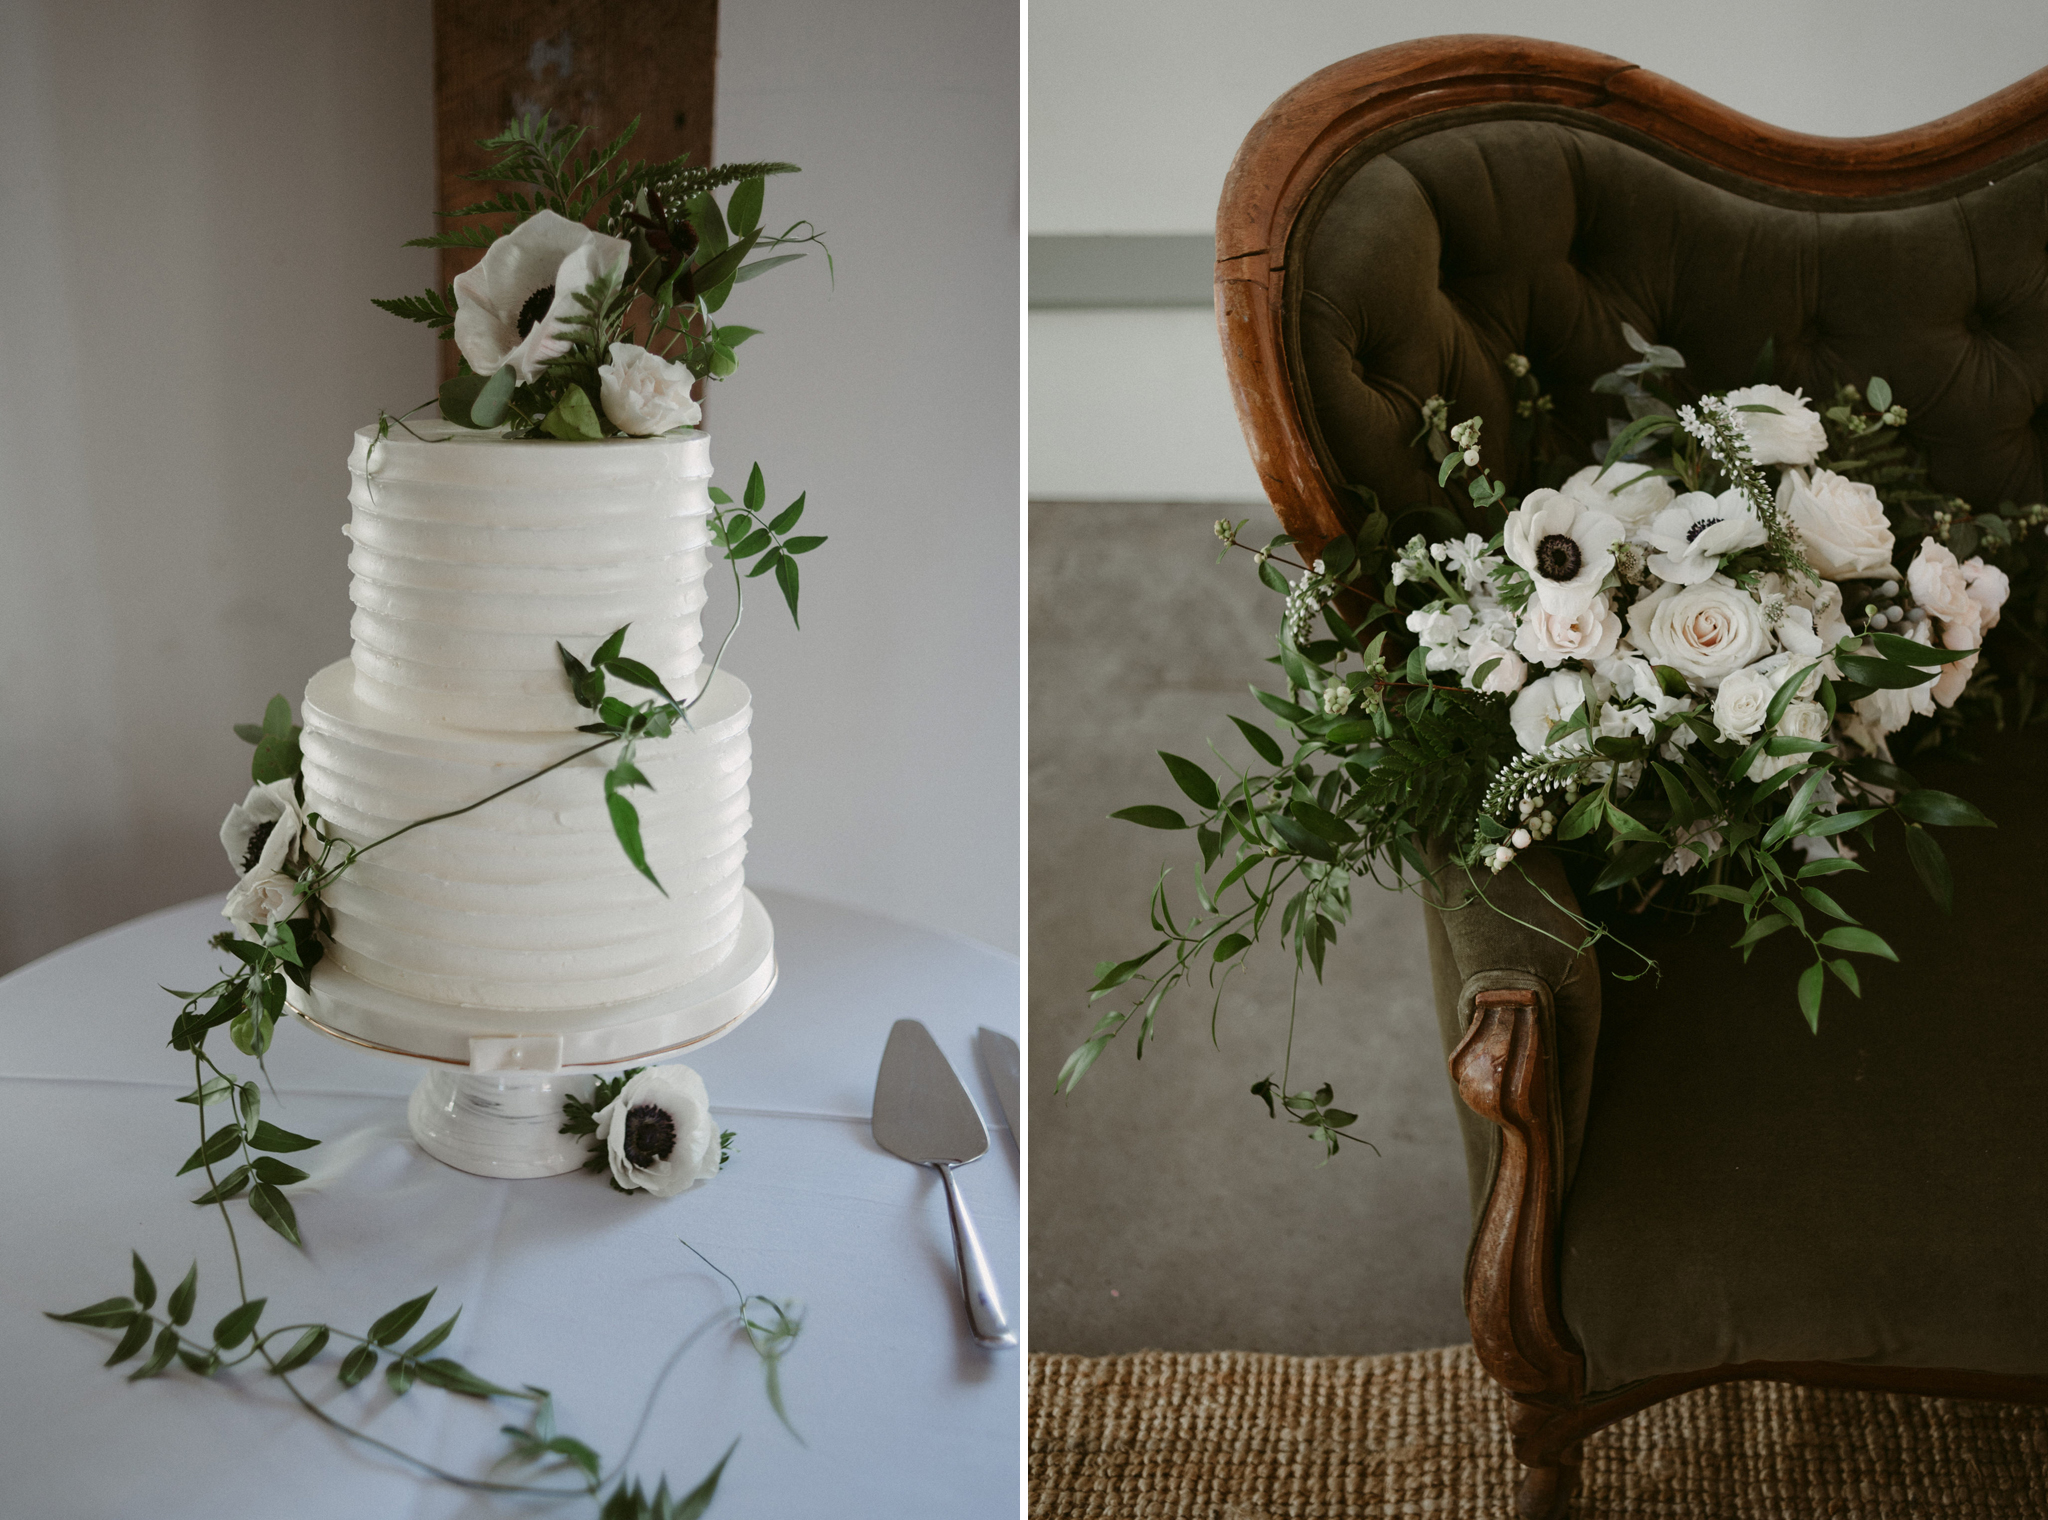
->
[1028,501,1473,1356]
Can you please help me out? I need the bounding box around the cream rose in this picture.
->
[597,342,702,436]
[1559,462,1674,534]
[1513,591,1622,668]
[1723,384,1828,466]
[1628,576,1772,688]
[592,1065,721,1197]
[1779,468,1896,581]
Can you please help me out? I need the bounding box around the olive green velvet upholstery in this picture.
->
[1292,114,2048,1394]
[1297,116,2048,530]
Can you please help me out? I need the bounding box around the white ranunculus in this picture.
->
[1723,384,1828,466]
[1502,489,1621,617]
[451,210,632,385]
[1778,468,1895,582]
[1461,633,1527,695]
[597,343,701,436]
[1711,660,1781,742]
[592,1065,721,1197]
[1513,590,1622,668]
[1642,489,1768,585]
[1559,462,1675,534]
[1628,576,1772,688]
[1508,670,1592,754]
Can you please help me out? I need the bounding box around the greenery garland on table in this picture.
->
[46,112,831,1516]
[1066,330,2048,1161]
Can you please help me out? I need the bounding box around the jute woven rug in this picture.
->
[1030,1345,2048,1519]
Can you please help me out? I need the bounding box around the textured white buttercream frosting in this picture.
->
[344,421,714,732]
[299,424,757,1026]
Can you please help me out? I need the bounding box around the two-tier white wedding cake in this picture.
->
[288,422,776,1079]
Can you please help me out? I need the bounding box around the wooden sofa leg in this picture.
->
[1451,989,1588,1515]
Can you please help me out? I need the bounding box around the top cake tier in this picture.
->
[344,422,715,733]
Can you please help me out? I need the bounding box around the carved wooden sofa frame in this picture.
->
[1214,38,2048,1518]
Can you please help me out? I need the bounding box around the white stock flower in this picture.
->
[1722,384,1828,466]
[1503,489,1620,617]
[1628,576,1772,688]
[1559,462,1674,534]
[1642,489,1768,585]
[1513,591,1622,668]
[596,343,702,436]
[1508,670,1592,754]
[1778,468,1896,581]
[451,210,632,385]
[592,1065,721,1197]
[1405,602,1473,671]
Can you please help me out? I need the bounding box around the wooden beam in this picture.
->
[431,0,719,380]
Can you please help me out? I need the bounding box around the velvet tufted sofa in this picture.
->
[1216,37,2048,1518]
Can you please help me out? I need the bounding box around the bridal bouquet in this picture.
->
[1065,329,2045,1156]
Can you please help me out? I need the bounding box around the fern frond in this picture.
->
[370,287,458,333]
[403,227,498,250]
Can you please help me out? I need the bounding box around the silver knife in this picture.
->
[977,1027,1020,1143]
[872,1019,1016,1348]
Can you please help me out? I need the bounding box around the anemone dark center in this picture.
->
[516,284,556,340]
[622,1104,677,1168]
[240,820,276,875]
[1686,517,1721,544]
[1534,533,1583,581]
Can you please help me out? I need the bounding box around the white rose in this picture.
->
[1641,489,1768,585]
[1755,700,1830,779]
[1508,670,1592,754]
[592,1065,721,1197]
[597,342,702,436]
[1461,633,1527,695]
[1502,489,1620,618]
[1559,462,1674,534]
[1711,660,1780,742]
[223,869,304,929]
[451,210,632,385]
[1778,468,1895,581]
[1723,384,1828,466]
[1513,591,1622,668]
[1629,576,1772,688]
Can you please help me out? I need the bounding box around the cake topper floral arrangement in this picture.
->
[47,113,826,1519]
[1066,327,2043,1160]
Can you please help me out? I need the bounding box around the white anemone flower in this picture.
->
[592,1065,722,1197]
[1502,488,1621,617]
[1642,488,1768,585]
[219,779,311,933]
[451,211,632,385]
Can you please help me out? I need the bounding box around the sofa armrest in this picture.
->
[1421,845,1601,1217]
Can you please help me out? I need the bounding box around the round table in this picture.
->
[0,889,1019,1518]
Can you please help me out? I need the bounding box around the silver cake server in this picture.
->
[976,1027,1020,1144]
[872,1019,1016,1348]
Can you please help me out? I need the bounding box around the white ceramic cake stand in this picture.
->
[283,890,777,1179]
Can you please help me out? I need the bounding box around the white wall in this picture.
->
[1029,0,2048,498]
[0,0,1020,974]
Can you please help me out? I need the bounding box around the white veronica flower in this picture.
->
[1559,462,1675,535]
[451,210,633,384]
[1642,488,1768,585]
[1628,576,1772,688]
[1502,489,1620,617]
[597,343,702,435]
[1508,670,1593,755]
[1778,468,1896,581]
[1513,590,1622,668]
[1723,384,1828,466]
[592,1065,722,1197]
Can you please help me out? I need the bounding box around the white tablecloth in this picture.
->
[0,889,1019,1518]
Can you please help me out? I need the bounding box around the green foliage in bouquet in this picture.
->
[1068,331,2048,1158]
